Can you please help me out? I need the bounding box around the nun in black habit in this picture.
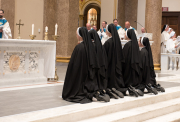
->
[103,23,126,98]
[88,29,108,92]
[62,27,109,104]
[138,37,165,94]
[122,29,144,97]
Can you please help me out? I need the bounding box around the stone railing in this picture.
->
[161,53,180,72]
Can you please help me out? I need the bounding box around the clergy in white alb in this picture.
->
[97,21,109,45]
[124,21,138,37]
[161,24,170,53]
[0,9,12,39]
[113,19,125,39]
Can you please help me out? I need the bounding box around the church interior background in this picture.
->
[1,0,180,121]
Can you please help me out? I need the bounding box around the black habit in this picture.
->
[103,24,126,92]
[89,29,108,91]
[122,29,141,87]
[62,27,99,104]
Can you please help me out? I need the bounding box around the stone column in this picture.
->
[0,0,15,39]
[117,0,138,29]
[117,0,125,28]
[145,0,162,70]
[43,0,57,41]
[125,0,138,29]
[44,0,79,57]
[56,0,79,57]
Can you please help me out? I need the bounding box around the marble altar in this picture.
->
[0,39,56,87]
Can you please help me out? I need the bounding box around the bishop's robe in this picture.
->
[0,18,12,39]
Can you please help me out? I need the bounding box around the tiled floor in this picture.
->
[1,62,180,118]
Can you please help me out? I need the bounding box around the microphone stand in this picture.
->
[134,21,147,33]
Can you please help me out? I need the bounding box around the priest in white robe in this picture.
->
[0,9,12,39]
[97,21,109,45]
[124,21,138,37]
[161,24,170,53]
[113,19,125,39]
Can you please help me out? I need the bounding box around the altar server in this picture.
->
[0,9,12,39]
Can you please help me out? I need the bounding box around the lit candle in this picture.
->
[55,23,58,35]
[45,26,48,32]
[32,24,34,35]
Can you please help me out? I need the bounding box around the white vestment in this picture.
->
[0,18,12,39]
[117,27,125,39]
[161,31,170,53]
[97,29,109,45]
[124,26,138,37]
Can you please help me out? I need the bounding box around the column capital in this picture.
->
[79,15,84,20]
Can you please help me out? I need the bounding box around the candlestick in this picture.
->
[32,24,34,35]
[45,26,48,32]
[29,35,36,40]
[55,23,58,35]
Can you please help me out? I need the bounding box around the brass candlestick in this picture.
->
[44,32,48,40]
[47,35,60,82]
[52,35,60,40]
[29,35,36,40]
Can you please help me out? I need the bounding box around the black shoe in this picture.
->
[128,87,138,97]
[129,85,144,96]
[146,83,158,95]
[153,84,165,92]
[100,90,110,102]
[94,92,110,102]
[112,88,124,98]
[106,88,119,99]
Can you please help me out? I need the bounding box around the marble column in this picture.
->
[125,0,138,29]
[43,0,79,57]
[43,0,57,41]
[0,0,15,39]
[145,0,162,70]
[117,0,125,28]
[117,0,138,29]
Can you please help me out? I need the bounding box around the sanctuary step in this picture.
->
[1,86,180,122]
[144,110,180,122]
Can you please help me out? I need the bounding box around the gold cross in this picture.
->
[16,19,24,35]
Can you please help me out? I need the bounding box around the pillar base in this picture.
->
[56,56,70,63]
[154,64,161,70]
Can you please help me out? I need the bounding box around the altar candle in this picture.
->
[45,26,48,32]
[32,24,34,35]
[55,23,58,35]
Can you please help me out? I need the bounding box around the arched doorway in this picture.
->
[83,3,101,30]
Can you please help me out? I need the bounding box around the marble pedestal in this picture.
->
[0,39,56,87]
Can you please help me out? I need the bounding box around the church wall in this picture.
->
[101,0,115,25]
[162,0,180,11]
[14,0,44,40]
[137,0,146,34]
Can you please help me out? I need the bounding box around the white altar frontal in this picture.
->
[0,39,56,87]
